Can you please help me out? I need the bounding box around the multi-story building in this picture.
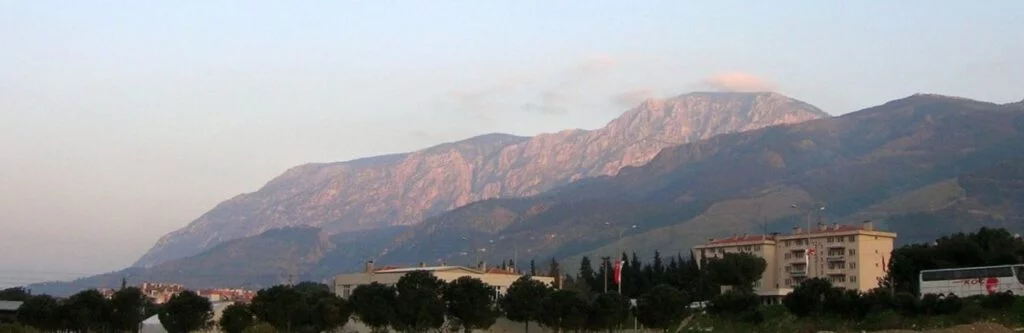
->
[332,261,556,299]
[692,221,896,303]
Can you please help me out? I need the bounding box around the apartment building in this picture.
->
[332,261,556,299]
[692,221,896,302]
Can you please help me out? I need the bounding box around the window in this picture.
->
[848,249,856,256]
[785,253,791,259]
[785,240,791,246]
[784,279,792,287]
[920,266,1015,281]
[848,236,855,242]
[850,276,858,283]
[1015,266,1024,284]
[785,265,791,272]
[341,285,353,298]
[850,262,856,269]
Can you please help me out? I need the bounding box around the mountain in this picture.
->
[30,226,409,296]
[377,93,1024,269]
[31,93,1024,295]
[135,92,828,267]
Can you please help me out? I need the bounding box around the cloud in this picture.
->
[442,54,619,117]
[520,54,618,114]
[611,88,656,108]
[701,72,778,92]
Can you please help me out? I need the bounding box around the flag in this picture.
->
[613,260,623,285]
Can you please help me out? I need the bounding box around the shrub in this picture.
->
[857,309,905,331]
[937,294,963,315]
[892,291,920,317]
[823,289,870,319]
[1014,297,1024,324]
[783,278,833,317]
[919,293,942,316]
[861,288,895,313]
[0,324,40,333]
[980,291,1016,309]
[707,290,759,315]
[954,302,985,325]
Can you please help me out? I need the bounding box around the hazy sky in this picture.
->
[1,1,1022,287]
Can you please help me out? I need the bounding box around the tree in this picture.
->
[880,227,1024,295]
[0,288,30,302]
[587,293,629,333]
[64,289,112,333]
[249,285,305,333]
[537,290,588,333]
[500,276,551,333]
[578,257,598,293]
[311,294,351,333]
[250,283,349,333]
[548,258,562,288]
[444,277,498,333]
[530,260,537,276]
[219,303,255,333]
[159,290,213,333]
[782,278,833,317]
[636,284,688,332]
[110,287,154,333]
[349,283,397,333]
[393,271,446,333]
[703,253,767,293]
[16,295,59,332]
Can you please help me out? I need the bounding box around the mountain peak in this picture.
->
[133,91,829,268]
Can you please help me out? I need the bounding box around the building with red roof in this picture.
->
[692,220,897,303]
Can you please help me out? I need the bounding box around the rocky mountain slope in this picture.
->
[31,93,1024,294]
[136,92,828,267]
[379,93,1024,268]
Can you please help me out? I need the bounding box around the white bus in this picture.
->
[918,264,1024,297]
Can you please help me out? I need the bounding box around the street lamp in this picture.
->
[617,224,637,294]
[791,203,825,279]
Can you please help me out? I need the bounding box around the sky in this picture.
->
[1,0,1022,288]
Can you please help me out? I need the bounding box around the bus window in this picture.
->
[1015,266,1024,284]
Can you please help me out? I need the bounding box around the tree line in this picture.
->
[4,226,1022,333]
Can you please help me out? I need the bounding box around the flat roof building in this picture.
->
[692,220,896,303]
[332,261,556,299]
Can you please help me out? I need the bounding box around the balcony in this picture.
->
[826,255,846,262]
[790,270,807,277]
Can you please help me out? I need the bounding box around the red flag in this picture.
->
[613,260,623,285]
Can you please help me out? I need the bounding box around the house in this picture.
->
[0,301,23,324]
[332,261,556,299]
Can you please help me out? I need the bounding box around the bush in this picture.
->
[857,309,905,331]
[892,291,920,316]
[823,288,870,319]
[783,278,833,317]
[1014,297,1024,324]
[919,293,942,316]
[707,290,759,315]
[937,294,964,315]
[980,291,1016,309]
[242,323,277,333]
[861,288,895,313]
[954,301,985,325]
[0,324,40,333]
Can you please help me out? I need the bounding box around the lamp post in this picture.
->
[791,203,825,279]
[617,224,637,294]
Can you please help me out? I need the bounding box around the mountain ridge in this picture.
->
[135,91,829,268]
[31,93,1024,296]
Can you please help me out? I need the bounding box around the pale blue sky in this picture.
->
[0,1,1021,286]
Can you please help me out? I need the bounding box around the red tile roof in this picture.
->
[706,235,774,245]
[789,224,862,236]
[485,268,519,275]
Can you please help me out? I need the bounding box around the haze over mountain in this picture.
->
[136,92,828,267]
[30,93,1024,295]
